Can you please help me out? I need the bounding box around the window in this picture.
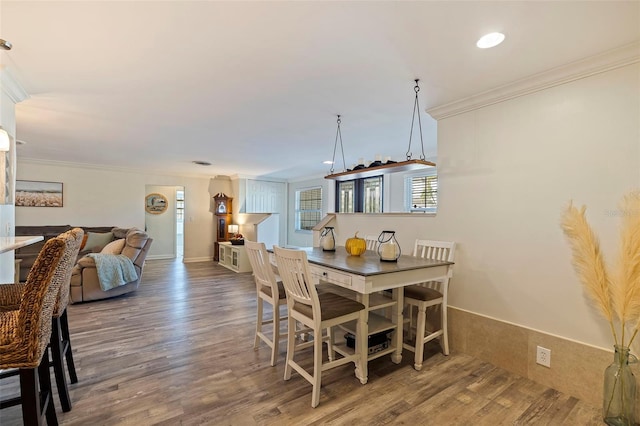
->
[337,181,355,213]
[176,189,185,221]
[406,173,438,213]
[296,187,322,231]
[336,175,382,213]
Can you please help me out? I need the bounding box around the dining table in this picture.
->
[273,246,454,383]
[0,236,44,283]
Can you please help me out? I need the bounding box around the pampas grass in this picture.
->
[561,191,640,348]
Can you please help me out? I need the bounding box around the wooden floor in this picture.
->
[0,259,602,425]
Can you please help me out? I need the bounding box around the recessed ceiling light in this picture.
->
[477,32,505,49]
[0,39,12,51]
[323,160,334,165]
[192,160,212,166]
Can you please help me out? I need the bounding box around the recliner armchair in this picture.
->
[70,228,152,303]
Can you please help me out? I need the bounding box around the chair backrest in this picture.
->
[53,228,84,317]
[273,246,320,319]
[245,240,281,300]
[364,235,378,251]
[14,237,67,366]
[414,239,456,280]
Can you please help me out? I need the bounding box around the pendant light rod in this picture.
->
[406,79,426,161]
[329,114,346,174]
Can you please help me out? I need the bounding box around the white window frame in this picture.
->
[295,186,322,232]
[405,171,438,213]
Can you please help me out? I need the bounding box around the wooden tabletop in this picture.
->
[294,246,453,277]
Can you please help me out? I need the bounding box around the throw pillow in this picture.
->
[101,238,126,255]
[79,233,89,250]
[84,231,114,252]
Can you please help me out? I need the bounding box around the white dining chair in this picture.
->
[403,239,456,371]
[245,240,288,367]
[364,235,378,251]
[273,246,367,408]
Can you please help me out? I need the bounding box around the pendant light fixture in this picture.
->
[325,79,435,181]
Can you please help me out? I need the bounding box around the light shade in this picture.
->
[228,224,239,235]
[476,32,505,49]
[0,128,9,152]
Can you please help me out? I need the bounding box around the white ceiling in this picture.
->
[1,1,639,180]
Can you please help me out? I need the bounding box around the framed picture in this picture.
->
[145,193,168,214]
[15,180,63,207]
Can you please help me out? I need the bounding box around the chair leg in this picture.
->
[407,304,414,341]
[441,304,449,355]
[254,297,263,350]
[38,347,58,426]
[60,309,78,383]
[355,310,368,385]
[19,368,41,426]
[414,303,427,371]
[326,327,334,362]
[284,315,295,381]
[51,316,72,412]
[311,327,323,408]
[270,302,280,367]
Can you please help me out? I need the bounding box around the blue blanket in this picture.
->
[87,253,138,291]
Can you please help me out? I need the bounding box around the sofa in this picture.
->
[15,225,153,303]
[15,225,115,282]
[70,227,152,303]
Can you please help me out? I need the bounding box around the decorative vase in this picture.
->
[603,345,637,426]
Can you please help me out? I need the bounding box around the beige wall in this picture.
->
[15,161,215,262]
[332,63,640,352]
[0,87,16,282]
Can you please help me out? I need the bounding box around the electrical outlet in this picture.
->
[536,346,551,368]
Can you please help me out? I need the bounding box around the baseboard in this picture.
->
[146,254,175,260]
[448,306,615,409]
[183,256,213,263]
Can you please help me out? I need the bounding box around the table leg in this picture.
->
[391,287,403,364]
[355,309,368,384]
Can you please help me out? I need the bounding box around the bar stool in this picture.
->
[244,240,288,366]
[403,239,456,371]
[274,246,367,408]
[0,228,84,412]
[0,237,67,425]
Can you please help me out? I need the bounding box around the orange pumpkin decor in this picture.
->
[345,232,367,256]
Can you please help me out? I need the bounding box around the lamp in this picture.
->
[320,226,336,251]
[228,224,239,238]
[0,128,9,152]
[324,80,435,181]
[377,230,401,262]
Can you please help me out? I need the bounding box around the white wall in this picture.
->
[287,177,333,247]
[15,161,215,262]
[0,73,18,281]
[145,185,177,259]
[332,63,640,351]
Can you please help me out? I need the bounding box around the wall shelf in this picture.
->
[324,159,435,181]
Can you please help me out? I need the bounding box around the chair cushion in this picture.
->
[0,310,18,345]
[294,292,364,321]
[404,284,443,302]
[0,283,25,311]
[260,281,286,299]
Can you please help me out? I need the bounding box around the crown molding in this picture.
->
[0,66,29,104]
[17,157,216,180]
[427,41,640,120]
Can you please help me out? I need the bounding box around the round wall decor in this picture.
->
[145,193,168,214]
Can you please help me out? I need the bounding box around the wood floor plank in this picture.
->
[0,259,602,425]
